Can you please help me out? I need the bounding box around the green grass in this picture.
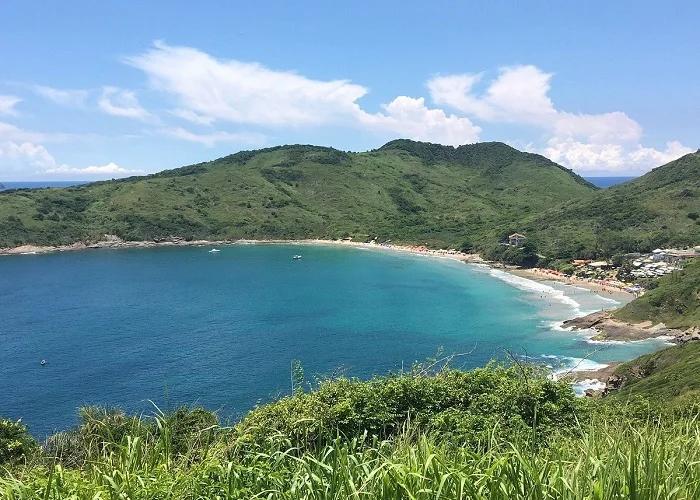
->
[609,341,700,404]
[613,257,700,328]
[3,365,700,498]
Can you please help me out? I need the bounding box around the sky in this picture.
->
[1,1,698,181]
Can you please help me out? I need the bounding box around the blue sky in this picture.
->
[1,1,697,180]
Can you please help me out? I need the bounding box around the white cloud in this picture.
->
[0,121,74,143]
[0,141,56,175]
[428,68,557,125]
[98,86,153,121]
[358,96,480,146]
[169,108,215,126]
[543,138,694,173]
[125,41,480,145]
[0,95,22,116]
[428,65,691,172]
[0,140,140,179]
[428,65,640,143]
[32,86,88,107]
[44,162,144,176]
[156,127,267,147]
[126,41,367,127]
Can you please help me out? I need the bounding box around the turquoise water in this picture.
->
[0,245,668,436]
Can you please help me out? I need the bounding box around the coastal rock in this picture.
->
[562,310,608,330]
[562,310,685,342]
[674,327,700,344]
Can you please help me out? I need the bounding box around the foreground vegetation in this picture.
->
[3,140,698,260]
[3,364,700,498]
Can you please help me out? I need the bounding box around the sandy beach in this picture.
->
[507,267,636,301]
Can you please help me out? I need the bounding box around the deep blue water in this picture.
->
[0,181,89,190]
[584,176,636,188]
[0,245,667,437]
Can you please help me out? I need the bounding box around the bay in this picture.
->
[0,244,667,436]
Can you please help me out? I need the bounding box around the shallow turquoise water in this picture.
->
[0,245,667,436]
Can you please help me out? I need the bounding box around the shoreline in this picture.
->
[0,237,486,264]
[507,267,635,301]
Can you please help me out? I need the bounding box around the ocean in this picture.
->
[0,244,668,436]
[584,176,636,188]
[0,181,89,190]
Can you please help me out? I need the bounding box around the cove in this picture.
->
[0,244,667,436]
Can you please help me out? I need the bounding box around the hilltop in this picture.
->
[0,141,598,250]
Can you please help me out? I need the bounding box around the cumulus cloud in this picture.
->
[358,96,480,146]
[543,138,694,173]
[156,127,267,147]
[98,86,153,121]
[428,65,691,172]
[44,162,144,176]
[0,95,22,116]
[125,41,480,145]
[0,141,56,174]
[32,86,88,107]
[0,140,140,179]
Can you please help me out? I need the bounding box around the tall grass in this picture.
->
[2,416,700,499]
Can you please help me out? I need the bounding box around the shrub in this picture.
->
[235,365,585,451]
[0,417,37,465]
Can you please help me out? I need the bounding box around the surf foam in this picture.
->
[486,268,583,314]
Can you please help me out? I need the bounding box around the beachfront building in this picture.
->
[508,233,526,246]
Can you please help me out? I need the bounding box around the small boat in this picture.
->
[40,359,46,366]
[208,248,220,253]
[293,255,302,260]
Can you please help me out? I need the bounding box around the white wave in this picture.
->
[539,354,609,376]
[487,268,583,313]
[573,379,607,396]
[545,320,574,332]
[586,335,676,346]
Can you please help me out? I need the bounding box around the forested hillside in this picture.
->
[1,141,699,261]
[0,141,597,250]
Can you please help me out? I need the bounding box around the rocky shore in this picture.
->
[561,310,700,344]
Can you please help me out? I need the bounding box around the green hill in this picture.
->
[2,141,698,261]
[0,141,598,249]
[520,151,700,258]
[613,257,700,328]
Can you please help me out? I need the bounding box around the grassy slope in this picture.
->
[521,151,700,257]
[0,141,597,249]
[3,368,700,498]
[613,257,700,328]
[610,341,700,403]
